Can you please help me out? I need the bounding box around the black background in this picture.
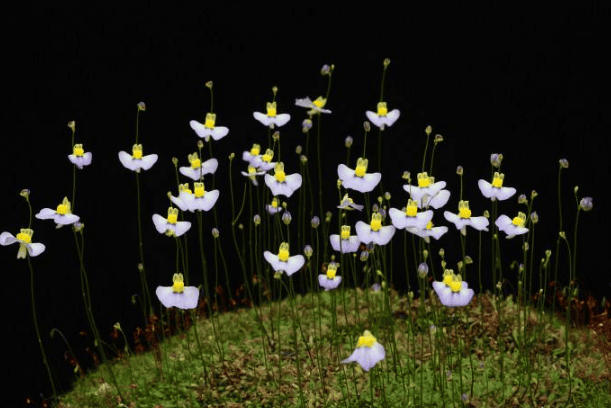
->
[1,3,608,406]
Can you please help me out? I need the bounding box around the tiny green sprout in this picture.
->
[282,201,288,209]
[518,194,527,204]
[456,165,463,175]
[573,288,579,297]
[253,214,261,225]
[197,140,204,149]
[465,255,473,264]
[422,249,429,261]
[20,189,30,198]
[441,260,447,269]
[272,131,280,141]
[434,134,443,143]
[131,295,138,305]
[364,121,371,132]
[425,125,432,136]
[137,263,144,272]
[559,231,566,239]
[205,81,213,89]
[171,157,178,166]
[483,210,490,218]
[457,261,464,271]
[166,191,172,199]
[295,145,302,154]
[67,121,76,131]
[137,101,146,111]
[383,57,391,67]
[559,158,569,168]
[376,269,383,277]
[212,228,219,238]
[325,211,333,223]
[345,136,353,147]
[496,281,502,290]
[580,197,593,211]
[229,152,235,160]
[545,249,552,258]
[531,190,538,199]
[530,211,539,224]
[574,185,579,193]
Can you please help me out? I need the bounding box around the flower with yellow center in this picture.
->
[403,172,447,205]
[406,220,448,242]
[355,212,396,246]
[68,143,92,169]
[264,242,305,277]
[478,172,516,201]
[264,162,302,198]
[0,228,46,259]
[337,193,364,211]
[155,273,199,309]
[179,152,218,181]
[341,330,386,372]
[190,113,229,141]
[191,182,219,212]
[389,199,434,230]
[443,200,489,232]
[365,101,401,130]
[35,197,80,227]
[251,148,276,171]
[265,197,283,215]
[152,207,191,237]
[318,262,342,291]
[295,96,332,114]
[240,165,266,186]
[337,158,381,193]
[329,225,361,253]
[170,183,195,212]
[432,269,475,308]
[495,212,529,238]
[254,102,291,128]
[242,143,262,165]
[118,144,158,173]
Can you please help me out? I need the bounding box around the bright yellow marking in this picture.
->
[356,330,376,348]
[167,207,179,224]
[262,148,274,163]
[442,270,454,286]
[405,199,418,217]
[266,102,277,117]
[512,212,526,227]
[178,183,192,195]
[278,242,290,262]
[16,228,33,244]
[132,144,143,159]
[56,204,68,215]
[250,144,260,156]
[377,102,388,116]
[426,221,433,230]
[450,278,462,293]
[370,212,382,232]
[204,113,216,129]
[340,225,351,240]
[248,165,257,175]
[355,157,368,178]
[313,96,326,109]
[492,172,504,188]
[417,172,431,188]
[73,144,84,157]
[326,263,338,279]
[271,198,279,208]
[274,162,286,182]
[172,273,185,293]
[194,182,205,198]
[458,200,471,219]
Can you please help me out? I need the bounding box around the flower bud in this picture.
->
[530,211,539,224]
[300,155,308,164]
[580,197,593,211]
[205,81,213,89]
[360,251,369,262]
[295,145,302,155]
[465,255,473,264]
[311,216,320,228]
[73,222,84,232]
[137,101,146,111]
[438,248,445,258]
[238,223,243,230]
[363,121,371,132]
[321,64,331,75]
[531,190,538,199]
[422,249,429,261]
[20,189,30,198]
[545,249,552,259]
[483,210,490,218]
[377,196,383,205]
[490,153,503,168]
[559,158,569,168]
[425,125,432,136]
[417,262,429,279]
[302,119,312,133]
[212,228,219,238]
[402,171,411,181]
[272,85,278,95]
[434,134,443,143]
[138,263,144,272]
[229,152,235,160]
[253,214,261,225]
[274,271,283,280]
[282,211,292,225]
[67,121,76,131]
[518,194,527,204]
[559,231,566,239]
[304,245,313,258]
[345,136,353,147]
[384,192,391,201]
[574,186,579,194]
[523,242,529,251]
[171,157,178,166]
[325,211,333,223]
[272,131,280,141]
[457,261,464,271]
[383,58,391,67]
[372,204,379,213]
[197,140,204,149]
[456,166,463,175]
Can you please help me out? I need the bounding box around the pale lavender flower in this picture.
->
[341,330,386,371]
[155,273,199,309]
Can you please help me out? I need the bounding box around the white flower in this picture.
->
[35,197,80,227]
[388,199,433,230]
[118,144,158,173]
[337,194,364,211]
[406,221,448,243]
[365,102,400,130]
[295,96,331,114]
[432,270,474,308]
[403,172,446,202]
[355,213,395,246]
[189,113,229,142]
[250,148,276,171]
[417,189,451,209]
[263,242,305,277]
[495,212,529,238]
[152,207,191,237]
[179,152,218,181]
[242,144,262,166]
[253,102,291,128]
[478,172,516,201]
[241,165,266,186]
[0,228,45,259]
[329,225,361,253]
[318,262,342,291]
[170,183,219,212]
[264,162,302,198]
[341,330,386,372]
[155,273,199,309]
[337,158,381,193]
[265,197,283,215]
[68,144,92,169]
[443,201,489,232]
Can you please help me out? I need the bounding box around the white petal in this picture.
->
[152,214,168,234]
[0,232,17,246]
[202,158,219,175]
[384,109,400,126]
[139,154,158,171]
[443,211,469,230]
[274,114,291,127]
[35,208,58,220]
[195,190,219,212]
[118,151,137,171]
[337,164,354,182]
[355,221,374,244]
[173,221,192,237]
[373,225,395,246]
[468,216,489,231]
[264,251,282,271]
[295,97,313,108]
[55,214,80,225]
[495,215,513,230]
[189,120,212,139]
[389,208,408,229]
[27,243,46,257]
[285,255,305,276]
[170,196,190,212]
[428,190,451,209]
[496,187,517,201]
[210,126,229,141]
[478,179,494,199]
[365,111,384,128]
[82,152,93,166]
[179,167,201,181]
[253,112,272,126]
[318,275,342,290]
[428,226,448,240]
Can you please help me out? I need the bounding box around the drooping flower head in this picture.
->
[337,193,364,211]
[355,212,396,246]
[341,330,386,372]
[478,172,516,201]
[0,228,45,259]
[329,225,361,253]
[152,207,191,237]
[388,199,433,230]
[240,165,266,186]
[444,200,489,232]
[432,270,475,308]
[118,144,158,173]
[254,102,291,128]
[407,221,448,242]
[318,262,342,291]
[266,197,283,215]
[495,212,529,238]
[68,144,92,169]
[365,102,400,130]
[179,152,218,181]
[35,197,80,227]
[190,113,229,141]
[155,273,199,309]
[263,242,305,277]
[337,158,381,193]
[295,96,331,114]
[264,162,302,198]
